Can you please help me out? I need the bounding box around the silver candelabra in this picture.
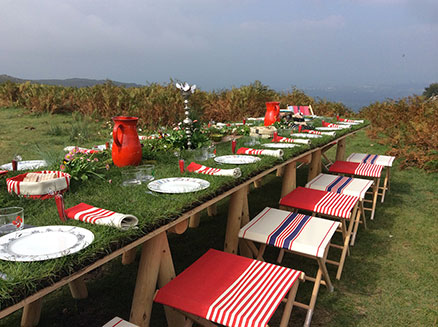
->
[176,82,196,149]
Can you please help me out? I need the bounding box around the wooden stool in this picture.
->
[279,187,359,280]
[328,161,384,220]
[239,207,340,327]
[154,249,304,327]
[346,153,395,203]
[306,173,374,245]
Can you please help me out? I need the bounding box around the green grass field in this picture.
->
[0,107,437,326]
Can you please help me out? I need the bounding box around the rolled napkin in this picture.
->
[237,147,283,158]
[186,162,241,178]
[337,117,364,123]
[274,136,311,145]
[322,121,350,129]
[290,133,322,139]
[65,203,138,230]
[300,129,336,136]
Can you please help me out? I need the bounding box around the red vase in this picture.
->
[112,116,142,167]
[264,102,280,126]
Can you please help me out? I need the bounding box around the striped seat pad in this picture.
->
[280,187,359,219]
[306,173,374,200]
[329,161,383,178]
[239,207,339,258]
[346,153,395,167]
[155,249,301,327]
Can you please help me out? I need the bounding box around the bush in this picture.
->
[359,95,438,171]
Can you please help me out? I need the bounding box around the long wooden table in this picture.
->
[0,129,359,327]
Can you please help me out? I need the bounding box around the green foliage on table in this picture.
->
[61,148,112,182]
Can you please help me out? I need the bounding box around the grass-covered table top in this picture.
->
[0,116,368,311]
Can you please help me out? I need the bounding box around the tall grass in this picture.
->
[0,80,354,128]
[359,95,438,171]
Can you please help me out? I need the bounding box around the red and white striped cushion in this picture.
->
[306,173,374,199]
[329,161,383,178]
[154,249,301,327]
[239,207,339,258]
[280,187,359,219]
[346,153,395,167]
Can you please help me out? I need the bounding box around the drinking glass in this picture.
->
[0,207,24,235]
[136,165,155,183]
[121,169,141,186]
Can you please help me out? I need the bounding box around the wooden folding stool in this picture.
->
[346,153,395,203]
[328,161,384,220]
[238,207,340,327]
[279,187,360,280]
[306,173,374,245]
[154,249,304,327]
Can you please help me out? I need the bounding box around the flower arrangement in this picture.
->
[61,147,112,181]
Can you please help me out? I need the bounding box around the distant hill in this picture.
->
[0,74,142,88]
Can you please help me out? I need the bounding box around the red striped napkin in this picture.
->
[274,136,311,145]
[186,162,241,178]
[65,203,138,230]
[237,147,283,158]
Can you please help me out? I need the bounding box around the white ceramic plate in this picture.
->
[0,226,94,262]
[262,143,299,149]
[0,160,48,171]
[148,177,210,194]
[214,155,261,165]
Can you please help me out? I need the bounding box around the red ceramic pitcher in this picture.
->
[264,102,280,126]
[112,116,142,167]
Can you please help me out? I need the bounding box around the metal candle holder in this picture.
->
[176,82,196,149]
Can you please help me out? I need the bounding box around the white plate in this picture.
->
[148,177,210,194]
[0,160,48,171]
[0,226,94,262]
[214,155,261,165]
[262,143,299,149]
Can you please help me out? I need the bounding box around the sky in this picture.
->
[1,0,437,92]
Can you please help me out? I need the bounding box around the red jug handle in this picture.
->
[114,125,124,147]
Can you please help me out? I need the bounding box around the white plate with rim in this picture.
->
[262,143,300,149]
[0,160,48,171]
[214,155,261,165]
[148,177,210,194]
[0,225,94,262]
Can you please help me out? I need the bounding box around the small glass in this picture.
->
[243,135,260,146]
[207,144,216,158]
[136,164,155,183]
[0,207,24,235]
[194,147,209,161]
[121,169,141,186]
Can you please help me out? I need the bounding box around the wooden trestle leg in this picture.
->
[130,231,185,327]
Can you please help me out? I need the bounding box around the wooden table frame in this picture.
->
[0,129,361,327]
